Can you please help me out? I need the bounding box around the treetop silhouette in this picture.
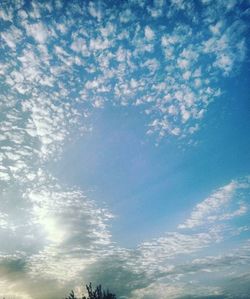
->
[65,283,116,299]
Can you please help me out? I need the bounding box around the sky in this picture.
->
[0,0,250,298]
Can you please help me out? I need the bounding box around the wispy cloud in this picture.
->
[178,178,250,229]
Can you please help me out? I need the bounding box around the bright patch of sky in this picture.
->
[0,0,250,298]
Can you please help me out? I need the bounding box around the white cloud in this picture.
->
[25,22,48,43]
[0,6,13,21]
[143,58,159,74]
[119,8,133,23]
[177,58,189,69]
[209,21,224,35]
[0,1,249,298]
[0,212,8,229]
[100,23,115,37]
[0,170,114,287]
[137,230,221,267]
[28,200,112,280]
[144,26,155,40]
[182,70,191,80]
[130,281,222,299]
[0,169,10,182]
[1,26,22,50]
[3,0,243,142]
[88,1,102,21]
[213,54,233,75]
[70,37,89,55]
[179,178,250,229]
[89,37,110,51]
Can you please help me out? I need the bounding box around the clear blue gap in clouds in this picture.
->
[50,67,250,247]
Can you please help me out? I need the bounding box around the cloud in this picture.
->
[0,169,115,298]
[0,0,247,143]
[80,238,250,299]
[130,281,223,299]
[25,22,49,44]
[0,5,13,21]
[178,178,250,229]
[70,37,89,55]
[0,171,249,298]
[202,20,247,76]
[80,178,249,297]
[0,0,249,298]
[88,1,102,21]
[1,26,22,50]
[144,25,155,40]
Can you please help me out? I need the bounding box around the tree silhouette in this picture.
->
[65,283,116,299]
[65,290,78,299]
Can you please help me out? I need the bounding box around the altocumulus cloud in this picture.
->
[0,0,250,298]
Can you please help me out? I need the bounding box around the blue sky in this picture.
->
[0,0,250,298]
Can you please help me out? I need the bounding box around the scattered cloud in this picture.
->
[0,0,249,298]
[178,178,250,229]
[25,22,49,44]
[0,0,246,142]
